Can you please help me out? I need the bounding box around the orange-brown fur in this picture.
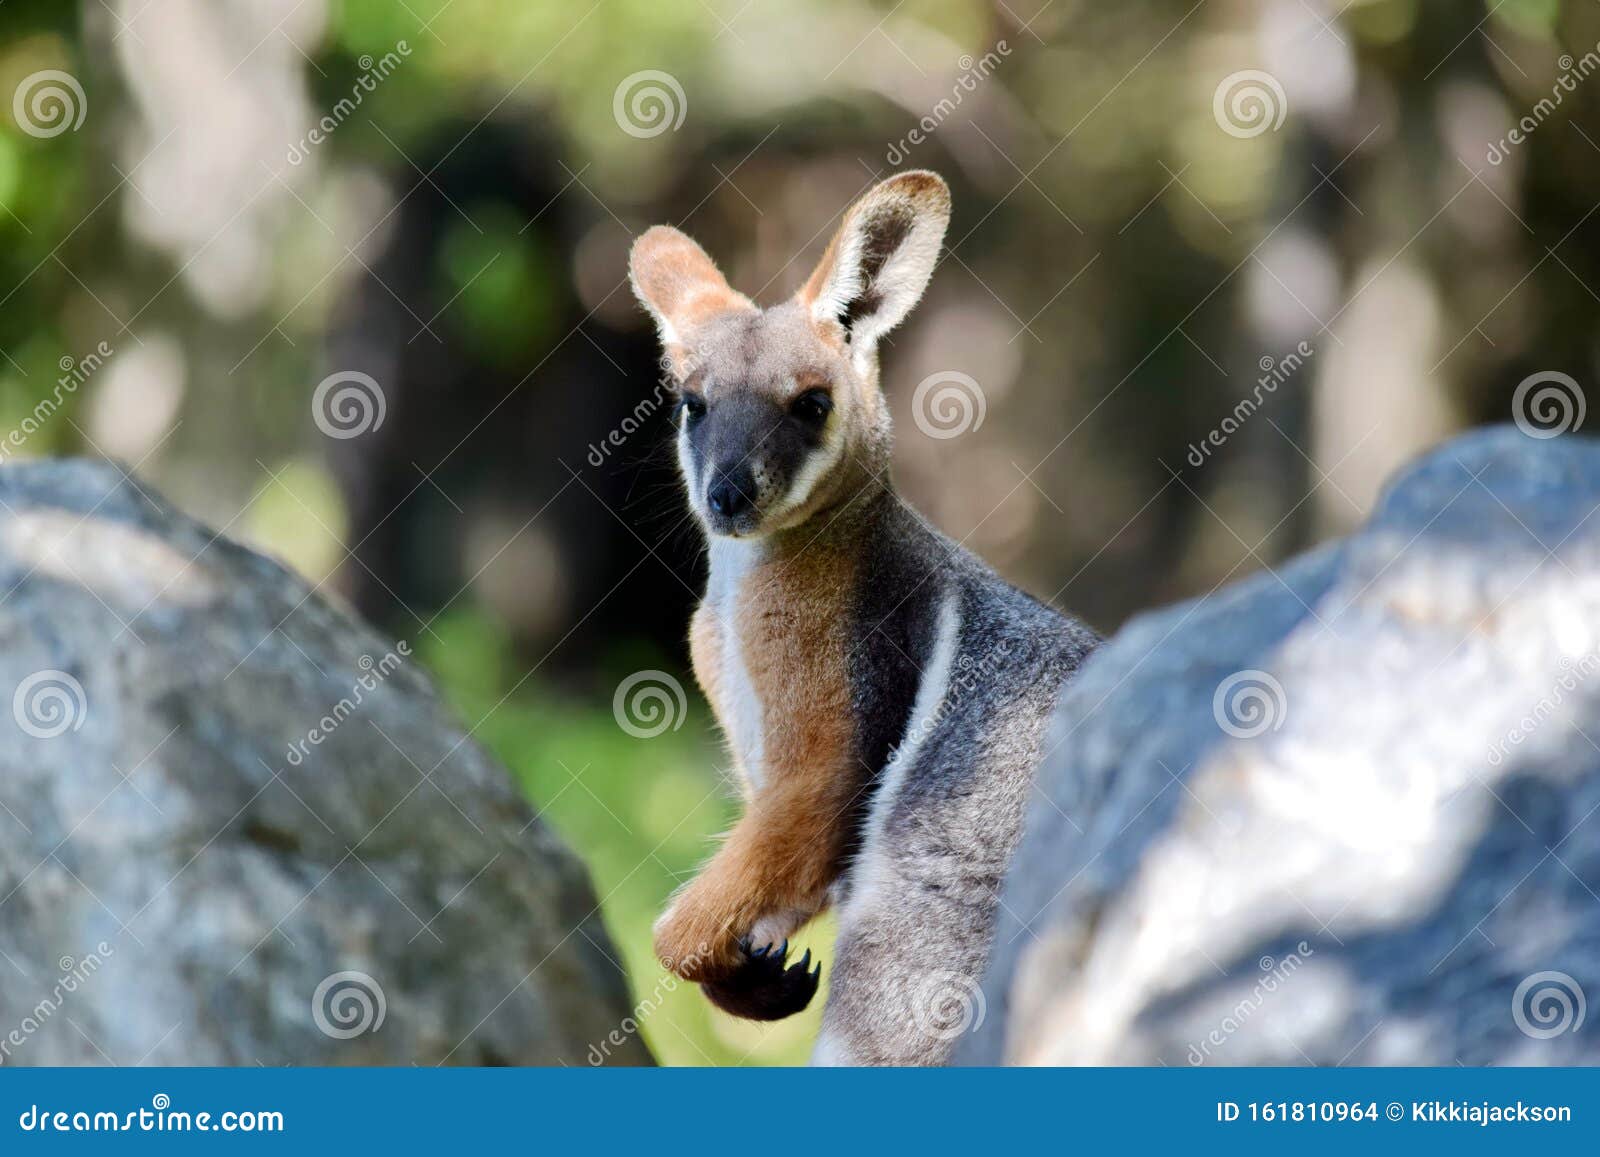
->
[654,542,861,980]
[629,226,755,374]
[634,172,954,989]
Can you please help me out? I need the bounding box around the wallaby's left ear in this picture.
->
[798,170,950,351]
[629,225,755,356]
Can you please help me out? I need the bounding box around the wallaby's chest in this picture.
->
[693,539,856,795]
[696,542,766,790]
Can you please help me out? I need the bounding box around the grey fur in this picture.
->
[814,490,1098,1065]
[671,337,1100,1064]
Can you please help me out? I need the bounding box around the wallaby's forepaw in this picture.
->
[702,938,822,1021]
[654,901,741,981]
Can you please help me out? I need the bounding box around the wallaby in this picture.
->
[629,170,1099,1065]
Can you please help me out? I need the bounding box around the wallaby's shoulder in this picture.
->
[864,489,1098,662]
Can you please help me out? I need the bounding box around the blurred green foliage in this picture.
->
[5,0,1600,1068]
[419,609,831,1065]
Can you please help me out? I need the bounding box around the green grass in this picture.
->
[419,610,832,1066]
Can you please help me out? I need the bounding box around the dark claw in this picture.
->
[701,937,823,1021]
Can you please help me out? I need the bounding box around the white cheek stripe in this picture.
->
[769,413,845,524]
[677,422,700,509]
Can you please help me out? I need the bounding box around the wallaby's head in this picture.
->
[630,171,950,539]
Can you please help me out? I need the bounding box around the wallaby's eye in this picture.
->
[678,393,707,425]
[790,389,832,426]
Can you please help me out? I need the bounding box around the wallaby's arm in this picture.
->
[655,552,858,982]
[653,756,854,980]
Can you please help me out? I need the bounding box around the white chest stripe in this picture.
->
[706,538,766,794]
[721,625,764,793]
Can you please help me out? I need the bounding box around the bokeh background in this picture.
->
[2,0,1597,1064]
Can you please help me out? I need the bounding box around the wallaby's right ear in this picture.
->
[798,171,950,356]
[629,226,754,364]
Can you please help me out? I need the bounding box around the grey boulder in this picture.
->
[966,427,1600,1066]
[0,459,649,1066]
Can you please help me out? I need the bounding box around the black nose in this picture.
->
[707,467,755,518]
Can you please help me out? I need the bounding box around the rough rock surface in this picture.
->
[0,460,650,1066]
[964,428,1600,1066]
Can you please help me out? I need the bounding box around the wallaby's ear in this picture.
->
[798,170,950,352]
[629,225,755,359]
